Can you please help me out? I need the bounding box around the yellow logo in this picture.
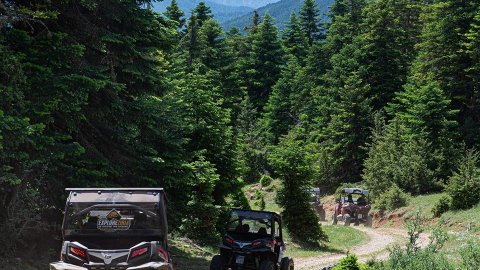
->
[106,209,121,220]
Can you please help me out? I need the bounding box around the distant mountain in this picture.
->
[223,0,334,32]
[153,0,253,24]
[208,0,281,8]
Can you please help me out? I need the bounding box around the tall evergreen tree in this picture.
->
[194,2,213,27]
[359,0,425,110]
[165,0,186,30]
[408,1,479,146]
[245,10,261,34]
[264,58,302,143]
[462,11,480,145]
[283,12,309,61]
[182,13,202,66]
[247,13,284,110]
[299,0,322,43]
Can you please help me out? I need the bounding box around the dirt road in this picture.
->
[296,225,430,270]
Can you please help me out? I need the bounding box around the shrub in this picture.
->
[446,149,480,210]
[461,239,480,269]
[260,174,273,187]
[333,254,361,270]
[375,185,408,212]
[254,190,266,211]
[431,195,451,217]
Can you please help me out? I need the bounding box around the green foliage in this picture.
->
[299,0,322,43]
[268,129,327,245]
[260,175,273,187]
[384,213,453,270]
[446,149,480,210]
[165,0,186,30]
[332,254,362,270]
[432,195,451,217]
[363,116,438,196]
[282,12,309,61]
[460,239,480,269]
[245,12,284,110]
[375,185,408,212]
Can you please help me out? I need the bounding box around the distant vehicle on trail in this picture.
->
[332,188,372,227]
[306,188,326,221]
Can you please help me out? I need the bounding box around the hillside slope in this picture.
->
[153,0,253,23]
[222,0,334,32]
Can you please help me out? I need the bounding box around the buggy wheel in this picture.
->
[365,215,373,227]
[280,257,294,270]
[210,255,224,270]
[332,213,338,225]
[343,214,351,226]
[260,260,275,270]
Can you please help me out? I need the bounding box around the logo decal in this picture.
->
[97,209,131,231]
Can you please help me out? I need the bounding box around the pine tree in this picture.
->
[463,11,480,146]
[264,58,302,143]
[393,81,459,179]
[299,0,322,43]
[183,13,202,66]
[359,0,425,110]
[317,73,372,185]
[409,1,479,146]
[165,0,186,30]
[194,2,213,27]
[283,12,309,61]
[326,0,367,56]
[245,10,261,34]
[247,13,284,110]
[268,128,327,245]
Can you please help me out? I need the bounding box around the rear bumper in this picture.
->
[50,261,173,270]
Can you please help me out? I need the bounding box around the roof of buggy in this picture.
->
[66,188,166,204]
[342,188,369,195]
[231,208,281,220]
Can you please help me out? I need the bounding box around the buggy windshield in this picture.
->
[64,203,162,237]
[227,210,273,237]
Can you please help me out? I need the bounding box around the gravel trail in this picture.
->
[296,225,430,270]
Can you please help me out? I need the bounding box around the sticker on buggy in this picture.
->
[97,209,131,231]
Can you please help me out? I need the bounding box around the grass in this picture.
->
[380,192,480,231]
[169,237,216,270]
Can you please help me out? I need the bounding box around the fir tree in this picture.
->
[299,0,322,43]
[165,0,186,30]
[283,12,309,61]
[409,1,479,146]
[248,13,284,110]
[194,2,213,27]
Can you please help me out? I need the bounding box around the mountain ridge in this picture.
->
[208,0,281,8]
[223,0,334,32]
[153,0,253,23]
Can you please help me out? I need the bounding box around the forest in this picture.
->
[1,0,480,268]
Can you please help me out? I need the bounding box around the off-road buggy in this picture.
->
[210,209,294,270]
[332,188,372,227]
[50,188,173,270]
[307,188,326,221]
